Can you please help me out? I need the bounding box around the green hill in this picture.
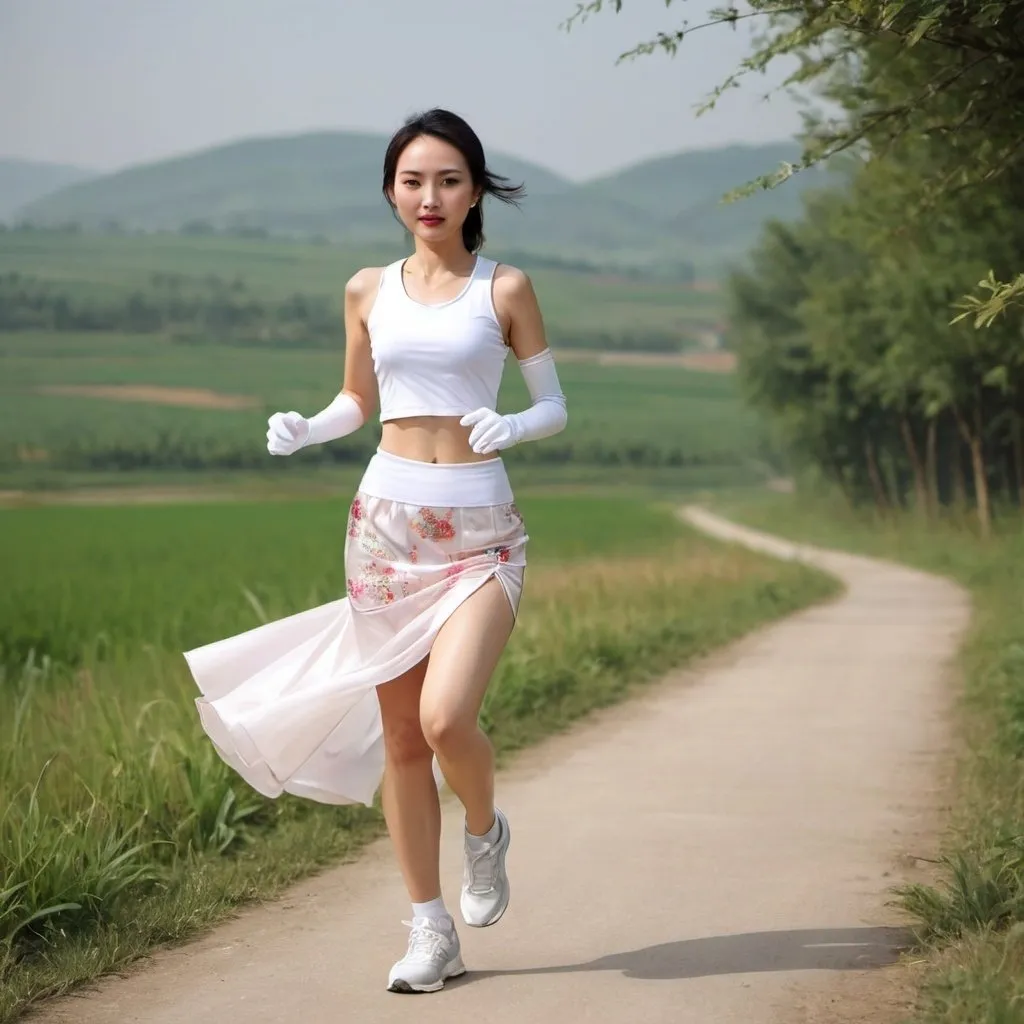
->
[15,132,572,237]
[0,159,96,223]
[583,142,808,215]
[584,142,834,262]
[15,134,831,269]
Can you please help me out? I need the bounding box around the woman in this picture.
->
[183,108,568,994]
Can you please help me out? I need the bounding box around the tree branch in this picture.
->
[616,9,805,63]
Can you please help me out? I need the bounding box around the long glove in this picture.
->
[460,349,567,456]
[266,391,365,456]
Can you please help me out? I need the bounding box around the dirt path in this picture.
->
[553,348,737,372]
[34,509,970,1024]
[35,385,260,410]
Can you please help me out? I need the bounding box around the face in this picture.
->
[388,134,480,245]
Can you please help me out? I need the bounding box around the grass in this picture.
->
[0,495,836,1021]
[712,488,1024,1024]
[0,495,693,667]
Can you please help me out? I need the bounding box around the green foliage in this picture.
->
[954,272,1024,329]
[714,59,1024,531]
[572,1,1024,318]
[897,839,1024,944]
[912,927,1024,1024]
[1,778,163,951]
[726,148,1024,535]
[570,2,1024,190]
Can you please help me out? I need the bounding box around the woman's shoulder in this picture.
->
[489,261,537,307]
[345,265,394,326]
[346,262,393,309]
[345,264,389,300]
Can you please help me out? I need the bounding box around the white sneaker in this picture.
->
[387,917,466,994]
[460,807,511,927]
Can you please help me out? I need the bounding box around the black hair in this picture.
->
[382,108,525,253]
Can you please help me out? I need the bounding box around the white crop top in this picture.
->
[367,255,509,423]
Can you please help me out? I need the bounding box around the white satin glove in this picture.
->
[460,408,521,455]
[266,411,311,456]
[266,392,365,456]
[460,350,568,455]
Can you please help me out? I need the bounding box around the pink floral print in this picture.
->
[343,492,527,612]
[411,507,456,541]
[348,561,402,605]
[347,496,365,538]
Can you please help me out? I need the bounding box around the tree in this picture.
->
[565,1,1024,323]
[728,136,1024,534]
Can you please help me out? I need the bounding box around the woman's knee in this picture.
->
[377,660,432,767]
[419,701,476,755]
[379,693,433,768]
[382,713,434,767]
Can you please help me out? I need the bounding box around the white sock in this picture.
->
[466,812,500,852]
[411,897,450,923]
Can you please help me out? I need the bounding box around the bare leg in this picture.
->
[376,658,440,903]
[420,577,515,835]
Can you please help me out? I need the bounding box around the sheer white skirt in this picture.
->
[183,449,528,806]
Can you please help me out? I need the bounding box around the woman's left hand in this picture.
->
[460,408,520,455]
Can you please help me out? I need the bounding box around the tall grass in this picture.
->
[714,489,1024,1024]
[0,497,835,1020]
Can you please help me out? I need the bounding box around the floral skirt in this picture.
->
[184,450,527,806]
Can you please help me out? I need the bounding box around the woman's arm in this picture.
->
[267,268,381,455]
[340,267,382,421]
[494,265,550,362]
[460,266,568,456]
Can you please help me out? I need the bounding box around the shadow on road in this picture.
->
[452,926,910,987]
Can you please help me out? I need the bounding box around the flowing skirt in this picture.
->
[183,449,528,807]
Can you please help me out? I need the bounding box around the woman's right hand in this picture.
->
[267,411,311,456]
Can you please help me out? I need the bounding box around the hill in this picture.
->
[15,134,832,269]
[0,159,96,223]
[583,142,834,261]
[14,132,573,239]
[583,142,812,215]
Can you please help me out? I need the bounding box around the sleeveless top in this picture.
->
[367,255,509,423]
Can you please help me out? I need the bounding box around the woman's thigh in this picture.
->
[420,576,515,733]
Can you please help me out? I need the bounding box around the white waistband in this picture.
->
[357,449,514,507]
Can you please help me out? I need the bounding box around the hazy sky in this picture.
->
[0,0,809,181]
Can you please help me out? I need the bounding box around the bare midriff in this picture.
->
[379,415,500,465]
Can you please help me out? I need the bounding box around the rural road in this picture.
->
[36,508,971,1024]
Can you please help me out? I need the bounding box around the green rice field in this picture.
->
[0,229,723,340]
[0,329,770,487]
